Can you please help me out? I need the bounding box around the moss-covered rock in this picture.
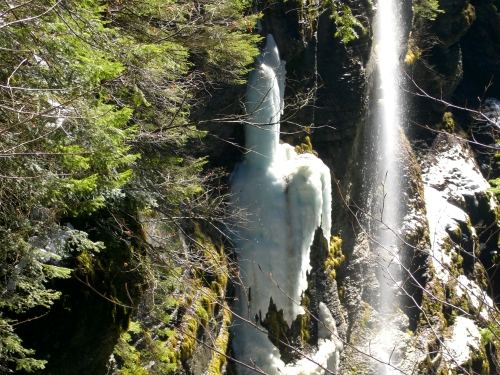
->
[324,235,346,281]
[109,222,232,375]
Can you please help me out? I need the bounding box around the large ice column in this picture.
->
[243,35,285,167]
[231,35,340,375]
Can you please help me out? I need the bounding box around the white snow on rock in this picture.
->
[422,136,491,282]
[422,135,497,367]
[455,275,494,320]
[442,316,481,365]
[422,184,469,281]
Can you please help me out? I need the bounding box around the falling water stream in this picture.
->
[371,0,404,373]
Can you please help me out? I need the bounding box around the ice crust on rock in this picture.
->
[230,35,340,375]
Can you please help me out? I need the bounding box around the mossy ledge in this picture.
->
[111,223,231,374]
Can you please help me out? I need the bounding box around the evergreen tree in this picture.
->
[0,0,260,371]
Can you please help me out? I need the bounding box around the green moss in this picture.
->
[474,264,490,291]
[192,223,229,291]
[348,302,372,347]
[175,224,231,367]
[404,34,422,65]
[180,314,199,362]
[195,304,210,327]
[207,303,232,375]
[114,320,179,375]
[443,278,470,326]
[295,136,318,156]
[404,46,422,65]
[449,250,464,278]
[481,324,500,346]
[338,285,345,301]
[441,112,456,133]
[419,276,446,328]
[348,364,367,375]
[179,282,220,363]
[468,344,490,374]
[462,3,476,25]
[295,313,311,344]
[76,250,94,275]
[113,224,231,373]
[360,302,371,329]
[197,288,217,327]
[325,235,346,281]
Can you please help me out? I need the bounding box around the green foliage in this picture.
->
[0,226,102,371]
[287,1,365,43]
[441,112,456,133]
[0,317,47,372]
[0,0,260,371]
[413,0,444,21]
[480,324,500,345]
[330,2,367,44]
[294,0,321,39]
[325,235,346,280]
[295,136,318,156]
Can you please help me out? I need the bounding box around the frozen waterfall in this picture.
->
[230,35,342,375]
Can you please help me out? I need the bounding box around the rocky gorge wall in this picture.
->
[198,0,500,374]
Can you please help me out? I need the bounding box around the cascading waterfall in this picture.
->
[230,35,342,375]
[370,0,404,372]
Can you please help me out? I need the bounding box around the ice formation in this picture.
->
[230,35,341,375]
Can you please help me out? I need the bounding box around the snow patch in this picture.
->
[442,316,481,365]
[423,185,468,281]
[422,138,491,282]
[455,275,494,320]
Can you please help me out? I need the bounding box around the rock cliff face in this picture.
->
[209,1,499,374]
[416,133,498,374]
